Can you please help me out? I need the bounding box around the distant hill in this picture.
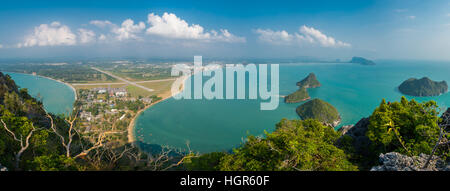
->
[398,77,448,97]
[349,57,376,65]
[296,99,341,127]
[285,87,310,103]
[0,72,47,120]
[296,73,321,88]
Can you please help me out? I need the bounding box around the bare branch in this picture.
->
[1,119,37,170]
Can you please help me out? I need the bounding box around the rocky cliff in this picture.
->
[371,152,449,171]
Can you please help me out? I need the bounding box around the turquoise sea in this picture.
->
[135,61,450,153]
[5,72,75,115]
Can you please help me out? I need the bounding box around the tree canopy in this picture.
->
[218,119,357,171]
[367,97,447,158]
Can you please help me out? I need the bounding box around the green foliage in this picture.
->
[296,99,340,124]
[150,95,162,102]
[219,119,357,171]
[366,97,442,156]
[285,87,309,103]
[115,100,145,112]
[0,109,50,169]
[184,152,226,171]
[0,73,19,99]
[32,154,79,171]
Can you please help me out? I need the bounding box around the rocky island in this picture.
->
[296,98,341,127]
[398,77,448,97]
[349,57,376,65]
[285,87,310,103]
[296,73,321,88]
[284,73,320,103]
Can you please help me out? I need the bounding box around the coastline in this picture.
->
[37,74,78,100]
[4,71,78,101]
[127,74,190,144]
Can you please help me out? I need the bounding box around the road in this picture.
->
[90,67,154,92]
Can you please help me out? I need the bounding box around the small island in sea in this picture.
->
[296,98,341,127]
[285,73,320,103]
[296,73,321,88]
[398,77,448,97]
[349,57,376,65]
[285,87,310,103]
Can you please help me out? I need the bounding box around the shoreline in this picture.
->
[36,74,78,101]
[127,74,190,144]
[4,71,78,101]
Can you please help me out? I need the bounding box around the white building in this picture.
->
[115,91,127,97]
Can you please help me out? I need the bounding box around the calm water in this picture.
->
[6,72,75,115]
[135,61,450,153]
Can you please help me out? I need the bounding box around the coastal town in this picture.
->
[0,59,228,149]
[76,86,158,145]
[0,60,182,149]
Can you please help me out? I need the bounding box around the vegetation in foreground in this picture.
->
[217,119,358,171]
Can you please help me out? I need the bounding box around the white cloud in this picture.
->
[255,29,293,45]
[407,15,416,19]
[90,20,113,28]
[91,19,146,41]
[255,25,350,48]
[146,12,244,42]
[112,19,146,41]
[78,29,96,44]
[99,34,107,41]
[298,25,350,47]
[18,13,244,48]
[210,29,246,43]
[20,21,77,47]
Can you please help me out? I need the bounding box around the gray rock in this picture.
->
[338,117,371,156]
[339,125,354,135]
[324,118,341,128]
[370,152,448,171]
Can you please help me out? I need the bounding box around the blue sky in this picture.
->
[1,0,450,60]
